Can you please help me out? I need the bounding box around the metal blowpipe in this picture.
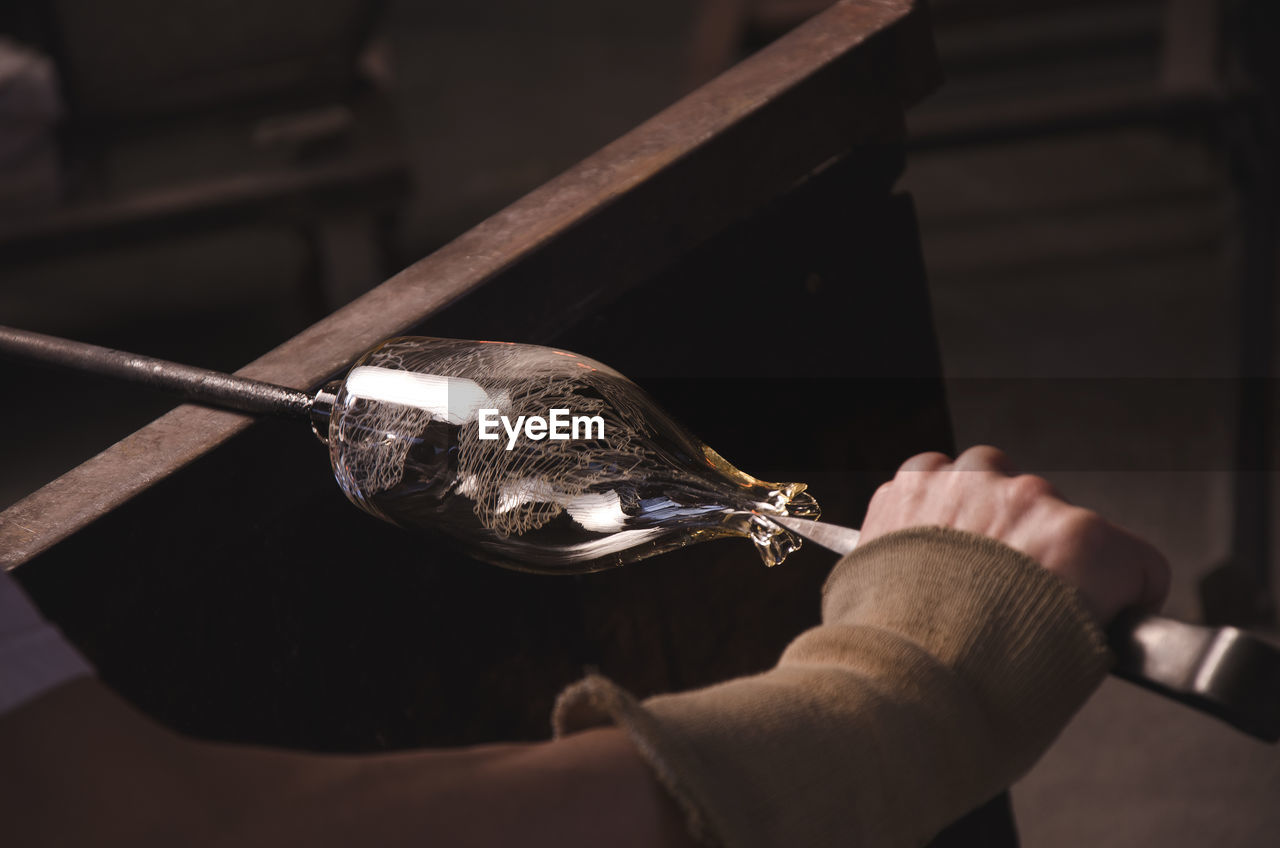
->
[0,325,315,418]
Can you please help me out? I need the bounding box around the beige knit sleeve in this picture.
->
[554,526,1111,848]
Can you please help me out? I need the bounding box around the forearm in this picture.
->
[0,678,693,848]
[219,726,695,848]
[294,728,696,848]
[0,679,218,848]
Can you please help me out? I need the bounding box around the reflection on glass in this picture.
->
[313,337,819,573]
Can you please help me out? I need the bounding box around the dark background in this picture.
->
[1,1,1277,845]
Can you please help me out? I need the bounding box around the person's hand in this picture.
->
[859,445,1170,625]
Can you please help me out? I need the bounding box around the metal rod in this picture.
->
[0,325,314,419]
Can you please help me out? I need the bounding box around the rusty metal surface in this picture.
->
[0,0,937,570]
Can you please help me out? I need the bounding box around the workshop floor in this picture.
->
[2,2,1276,845]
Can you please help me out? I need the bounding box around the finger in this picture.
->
[953,445,1018,475]
[868,480,894,504]
[897,451,951,474]
[861,480,896,527]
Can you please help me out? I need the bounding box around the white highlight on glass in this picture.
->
[344,366,499,425]
[493,478,628,533]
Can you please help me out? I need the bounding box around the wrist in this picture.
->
[815,525,1111,752]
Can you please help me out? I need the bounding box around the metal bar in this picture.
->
[1110,614,1280,743]
[0,0,936,570]
[0,326,314,419]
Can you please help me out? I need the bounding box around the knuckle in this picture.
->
[866,480,896,510]
[1059,506,1105,543]
[1007,473,1054,503]
[956,444,1016,473]
[962,444,1007,463]
[897,451,950,477]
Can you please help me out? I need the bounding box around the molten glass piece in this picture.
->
[311,337,819,573]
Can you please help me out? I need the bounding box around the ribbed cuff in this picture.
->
[812,525,1112,765]
[554,674,720,844]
